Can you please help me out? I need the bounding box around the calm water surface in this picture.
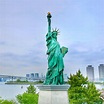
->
[0,82,104,100]
[0,82,29,100]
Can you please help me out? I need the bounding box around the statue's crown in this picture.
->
[52,28,60,35]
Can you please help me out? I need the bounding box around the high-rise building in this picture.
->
[26,74,30,78]
[98,64,104,80]
[86,65,94,81]
[35,73,39,78]
[31,73,34,79]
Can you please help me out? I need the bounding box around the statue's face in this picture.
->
[52,31,57,39]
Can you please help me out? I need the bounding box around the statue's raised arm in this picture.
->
[46,12,52,43]
[47,12,52,33]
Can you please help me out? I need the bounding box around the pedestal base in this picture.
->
[37,85,69,104]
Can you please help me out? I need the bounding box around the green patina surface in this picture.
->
[44,13,68,85]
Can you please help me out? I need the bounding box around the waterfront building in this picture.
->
[31,73,34,79]
[26,74,30,78]
[86,65,94,81]
[35,73,39,78]
[99,64,104,81]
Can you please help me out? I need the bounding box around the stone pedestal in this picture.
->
[37,85,69,104]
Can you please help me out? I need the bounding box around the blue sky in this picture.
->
[0,0,104,78]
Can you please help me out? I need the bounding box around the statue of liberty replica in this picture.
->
[38,13,69,104]
[44,12,68,85]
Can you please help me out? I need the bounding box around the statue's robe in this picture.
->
[44,32,65,85]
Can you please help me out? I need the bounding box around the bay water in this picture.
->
[0,82,104,101]
[0,82,29,100]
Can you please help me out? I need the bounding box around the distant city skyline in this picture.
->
[0,63,104,79]
[0,0,104,78]
[86,64,104,80]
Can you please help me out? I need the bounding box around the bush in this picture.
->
[68,70,103,104]
[17,93,38,104]
[16,79,21,82]
[26,84,36,94]
[16,85,38,104]
[0,97,16,104]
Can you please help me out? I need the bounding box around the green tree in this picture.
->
[68,70,103,104]
[68,70,88,104]
[17,93,38,104]
[16,79,21,82]
[0,97,16,104]
[85,83,103,104]
[26,84,36,94]
[68,70,88,88]
[16,85,38,104]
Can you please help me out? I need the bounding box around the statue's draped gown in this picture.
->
[44,32,64,85]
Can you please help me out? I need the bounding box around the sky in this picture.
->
[0,0,104,78]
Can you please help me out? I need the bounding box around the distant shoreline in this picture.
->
[5,81,43,85]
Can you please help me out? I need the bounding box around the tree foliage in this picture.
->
[26,84,36,94]
[16,79,21,82]
[16,84,38,104]
[68,70,88,88]
[17,93,38,104]
[68,70,103,104]
[85,83,103,104]
[0,97,16,104]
